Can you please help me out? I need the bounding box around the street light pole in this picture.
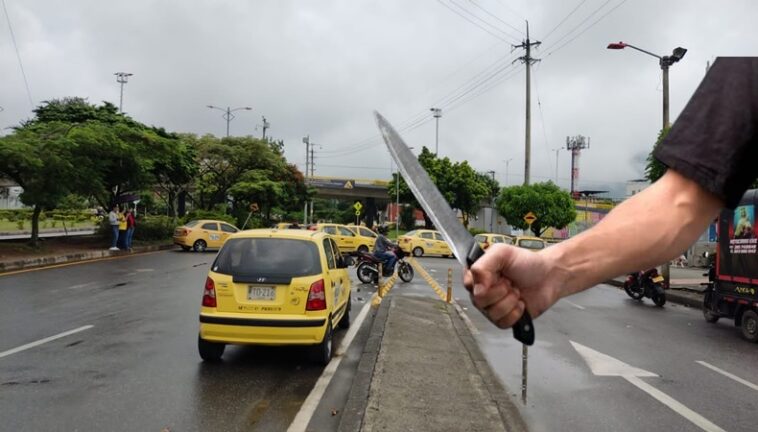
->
[114,72,133,113]
[503,158,513,186]
[430,108,442,155]
[207,105,253,137]
[552,148,560,184]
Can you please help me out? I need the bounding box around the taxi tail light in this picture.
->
[202,277,217,307]
[306,279,327,311]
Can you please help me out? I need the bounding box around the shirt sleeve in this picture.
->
[654,57,758,209]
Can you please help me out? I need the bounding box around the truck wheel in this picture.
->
[702,293,719,323]
[741,310,758,342]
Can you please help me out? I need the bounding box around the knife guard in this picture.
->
[466,242,535,346]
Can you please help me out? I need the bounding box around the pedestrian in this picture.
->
[125,208,136,252]
[108,205,120,251]
[117,208,127,250]
[464,57,757,330]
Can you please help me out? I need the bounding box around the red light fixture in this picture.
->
[306,279,327,311]
[202,277,217,307]
[607,41,627,49]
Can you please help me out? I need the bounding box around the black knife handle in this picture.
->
[466,242,535,346]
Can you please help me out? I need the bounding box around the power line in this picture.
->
[1,0,33,108]
[544,0,630,57]
[436,0,517,43]
[464,0,524,38]
[540,0,589,42]
[541,0,614,53]
[532,67,551,156]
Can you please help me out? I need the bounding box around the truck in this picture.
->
[702,189,758,342]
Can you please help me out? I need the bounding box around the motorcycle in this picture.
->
[623,268,666,307]
[355,245,414,284]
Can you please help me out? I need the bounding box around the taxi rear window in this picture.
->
[185,220,200,228]
[518,239,545,250]
[212,238,321,277]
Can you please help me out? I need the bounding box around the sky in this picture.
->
[1,0,756,199]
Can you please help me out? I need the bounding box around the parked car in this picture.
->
[344,225,378,252]
[173,219,239,252]
[398,229,452,257]
[198,229,351,364]
[310,223,374,254]
[474,233,514,250]
[514,236,547,251]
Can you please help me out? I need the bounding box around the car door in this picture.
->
[433,232,450,255]
[219,223,238,245]
[200,222,221,248]
[322,238,347,324]
[419,231,435,254]
[336,226,357,253]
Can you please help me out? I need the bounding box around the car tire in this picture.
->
[412,247,424,257]
[338,297,351,330]
[193,240,207,252]
[312,323,333,365]
[181,246,191,251]
[741,310,758,343]
[357,245,369,254]
[198,335,225,362]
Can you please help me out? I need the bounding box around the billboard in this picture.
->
[719,190,758,280]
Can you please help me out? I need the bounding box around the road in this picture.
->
[0,249,378,432]
[415,256,758,432]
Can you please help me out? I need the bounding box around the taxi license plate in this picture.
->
[248,286,275,301]
[652,275,664,283]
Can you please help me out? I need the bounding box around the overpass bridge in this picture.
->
[306,176,390,226]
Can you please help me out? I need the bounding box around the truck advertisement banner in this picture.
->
[719,191,758,281]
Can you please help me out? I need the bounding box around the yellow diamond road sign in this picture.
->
[353,201,363,212]
[523,212,537,225]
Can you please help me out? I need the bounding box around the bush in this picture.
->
[134,216,175,241]
[468,227,487,236]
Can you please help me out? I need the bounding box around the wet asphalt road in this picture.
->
[414,257,758,432]
[0,250,376,432]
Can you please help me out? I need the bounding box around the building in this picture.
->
[0,179,24,209]
[626,179,650,197]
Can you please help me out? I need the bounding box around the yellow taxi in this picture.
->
[310,223,374,254]
[474,233,514,250]
[198,229,351,365]
[274,222,303,229]
[345,225,378,252]
[514,236,547,251]
[174,219,240,252]
[398,229,452,257]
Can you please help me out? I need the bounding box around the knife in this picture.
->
[374,111,535,345]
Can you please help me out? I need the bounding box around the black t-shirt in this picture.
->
[654,57,757,209]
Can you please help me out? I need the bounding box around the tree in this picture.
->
[645,127,670,182]
[496,182,576,236]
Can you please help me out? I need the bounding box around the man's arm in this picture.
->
[464,169,723,329]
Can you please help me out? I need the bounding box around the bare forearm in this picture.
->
[543,170,722,299]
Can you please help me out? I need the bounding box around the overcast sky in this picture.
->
[1,0,756,198]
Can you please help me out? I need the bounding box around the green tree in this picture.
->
[645,127,670,182]
[496,182,576,236]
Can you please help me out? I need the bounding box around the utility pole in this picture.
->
[114,72,133,113]
[261,116,270,140]
[207,105,252,137]
[513,21,540,186]
[487,170,496,232]
[552,148,561,183]
[503,158,513,186]
[303,135,310,225]
[430,108,442,155]
[309,144,316,223]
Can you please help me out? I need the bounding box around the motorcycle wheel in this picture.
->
[356,262,375,284]
[652,290,666,307]
[623,281,644,300]
[702,292,719,323]
[398,262,414,282]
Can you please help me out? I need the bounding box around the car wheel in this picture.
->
[357,245,369,254]
[198,335,225,362]
[442,254,449,258]
[193,240,207,252]
[338,297,351,329]
[741,310,758,342]
[181,246,191,251]
[412,247,424,257]
[312,323,333,365]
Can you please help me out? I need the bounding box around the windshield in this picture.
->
[184,220,200,228]
[518,239,545,250]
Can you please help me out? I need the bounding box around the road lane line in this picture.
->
[565,300,586,310]
[0,325,94,359]
[287,296,374,432]
[624,376,726,432]
[696,360,758,392]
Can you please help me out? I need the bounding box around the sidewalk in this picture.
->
[608,266,708,308]
[339,293,527,432]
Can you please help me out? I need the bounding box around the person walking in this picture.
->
[108,205,120,251]
[125,208,136,251]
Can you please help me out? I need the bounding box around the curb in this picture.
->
[0,244,176,274]
[448,301,529,432]
[605,279,703,309]
[337,294,390,432]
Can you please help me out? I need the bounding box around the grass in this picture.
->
[387,229,407,240]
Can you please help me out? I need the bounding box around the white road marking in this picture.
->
[287,296,374,432]
[565,300,586,310]
[0,325,94,359]
[571,341,725,432]
[696,360,758,392]
[624,376,726,432]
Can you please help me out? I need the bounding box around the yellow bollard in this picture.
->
[446,268,453,303]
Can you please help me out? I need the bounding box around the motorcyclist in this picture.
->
[373,225,397,274]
